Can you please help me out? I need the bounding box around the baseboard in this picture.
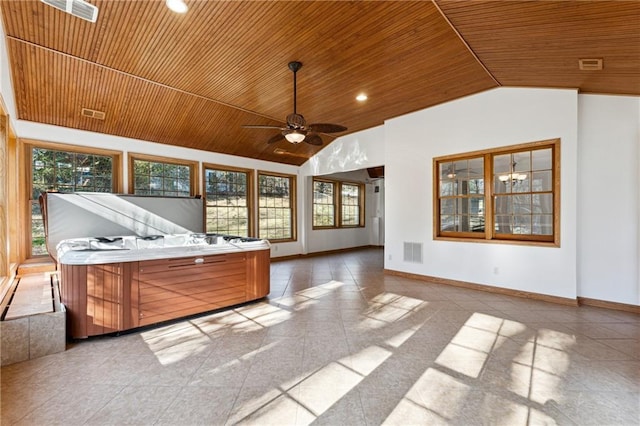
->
[384,269,578,307]
[271,245,382,262]
[577,297,640,314]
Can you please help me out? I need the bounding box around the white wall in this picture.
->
[301,125,386,254]
[577,95,640,305]
[384,88,579,300]
[16,121,305,258]
[4,9,639,305]
[302,125,385,176]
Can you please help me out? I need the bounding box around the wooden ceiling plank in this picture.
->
[2,1,636,165]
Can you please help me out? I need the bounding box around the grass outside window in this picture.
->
[313,178,364,229]
[204,164,253,237]
[258,172,296,242]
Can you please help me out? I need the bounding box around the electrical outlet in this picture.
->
[388,254,392,261]
[493,267,499,275]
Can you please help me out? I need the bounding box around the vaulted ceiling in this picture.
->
[1,1,638,165]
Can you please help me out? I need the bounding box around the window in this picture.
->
[434,139,559,245]
[341,183,364,227]
[313,179,336,227]
[27,141,121,256]
[129,153,197,197]
[258,172,296,241]
[313,178,365,229]
[203,164,253,237]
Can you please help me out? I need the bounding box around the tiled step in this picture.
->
[5,274,54,320]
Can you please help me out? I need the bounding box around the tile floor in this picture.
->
[1,248,639,425]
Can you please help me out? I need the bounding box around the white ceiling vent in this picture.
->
[40,0,99,23]
[579,58,603,71]
[81,108,105,120]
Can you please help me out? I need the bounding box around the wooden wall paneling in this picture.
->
[7,131,19,266]
[0,114,7,279]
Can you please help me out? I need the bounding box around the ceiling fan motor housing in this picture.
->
[286,113,306,129]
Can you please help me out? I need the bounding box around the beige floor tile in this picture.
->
[2,249,638,426]
[154,385,238,426]
[16,383,124,425]
[84,385,179,425]
[227,384,301,425]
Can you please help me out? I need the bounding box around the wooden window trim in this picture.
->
[313,178,366,230]
[433,138,560,247]
[128,152,199,197]
[339,181,365,228]
[22,139,123,259]
[257,170,297,243]
[202,163,254,237]
[312,178,338,229]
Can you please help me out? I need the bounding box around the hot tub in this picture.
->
[57,234,271,338]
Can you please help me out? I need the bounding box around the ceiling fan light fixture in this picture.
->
[284,130,306,144]
[166,0,188,13]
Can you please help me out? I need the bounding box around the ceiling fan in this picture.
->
[243,61,347,146]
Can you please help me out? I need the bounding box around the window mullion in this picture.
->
[336,182,341,228]
[485,152,493,240]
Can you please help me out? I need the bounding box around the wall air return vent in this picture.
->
[40,0,99,23]
[403,242,423,264]
[81,108,105,120]
[579,58,603,71]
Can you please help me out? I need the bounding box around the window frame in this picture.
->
[312,177,365,230]
[23,139,123,259]
[202,163,254,237]
[312,178,337,229]
[257,170,297,242]
[128,152,198,197]
[339,181,365,228]
[433,138,560,247]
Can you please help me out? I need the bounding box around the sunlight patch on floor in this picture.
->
[385,323,422,348]
[141,321,214,365]
[359,292,426,329]
[273,280,345,311]
[384,368,470,424]
[232,340,401,424]
[389,312,579,424]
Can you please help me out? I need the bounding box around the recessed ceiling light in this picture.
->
[166,0,188,13]
[356,93,368,102]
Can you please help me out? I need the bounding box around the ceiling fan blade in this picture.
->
[304,133,323,146]
[309,123,347,133]
[267,133,286,144]
[243,124,285,130]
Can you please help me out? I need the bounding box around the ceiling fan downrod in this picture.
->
[288,61,302,115]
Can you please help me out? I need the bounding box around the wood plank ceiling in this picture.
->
[1,1,638,166]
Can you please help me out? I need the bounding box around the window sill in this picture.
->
[434,235,560,248]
